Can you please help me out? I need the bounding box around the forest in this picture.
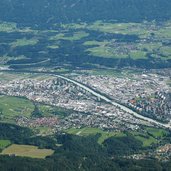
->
[0,123,171,171]
[0,0,171,26]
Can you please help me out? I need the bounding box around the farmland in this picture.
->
[49,31,89,41]
[0,95,34,121]
[1,144,54,159]
[64,21,171,60]
[0,20,170,70]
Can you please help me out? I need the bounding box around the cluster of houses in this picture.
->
[128,91,171,122]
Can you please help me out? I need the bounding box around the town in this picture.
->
[73,71,171,122]
[1,70,170,132]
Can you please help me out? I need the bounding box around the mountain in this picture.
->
[0,0,171,25]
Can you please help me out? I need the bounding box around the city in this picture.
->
[0,70,170,133]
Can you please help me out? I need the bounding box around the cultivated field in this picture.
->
[1,144,54,159]
[0,95,34,119]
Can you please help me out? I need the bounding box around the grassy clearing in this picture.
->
[47,44,59,49]
[129,50,147,59]
[86,46,116,58]
[167,80,171,87]
[83,40,108,46]
[85,69,124,77]
[80,68,141,77]
[0,55,27,65]
[87,21,148,36]
[1,144,54,159]
[0,96,34,119]
[0,72,53,82]
[0,140,11,149]
[66,126,169,147]
[0,21,39,34]
[37,126,53,135]
[38,104,72,118]
[160,46,171,57]
[84,40,148,59]
[0,22,17,32]
[10,38,39,47]
[60,23,87,29]
[156,27,171,39]
[86,46,129,59]
[82,21,171,60]
[131,131,157,147]
[52,68,70,73]
[50,31,89,41]
[85,40,169,60]
[131,127,168,147]
[146,127,168,138]
[65,127,126,144]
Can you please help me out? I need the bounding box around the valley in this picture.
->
[0,0,171,169]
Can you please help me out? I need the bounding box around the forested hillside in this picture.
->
[0,0,171,25]
[0,123,171,171]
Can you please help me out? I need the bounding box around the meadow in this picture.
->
[65,126,169,147]
[1,144,54,159]
[0,96,34,120]
[0,22,17,32]
[10,38,39,47]
[66,127,126,144]
[0,20,171,70]
[0,140,11,150]
[49,31,89,41]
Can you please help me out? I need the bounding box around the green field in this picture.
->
[0,55,27,65]
[66,127,169,147]
[146,127,168,138]
[0,95,34,120]
[47,44,59,49]
[87,21,139,34]
[80,68,142,78]
[0,22,17,32]
[1,144,54,159]
[82,21,171,60]
[84,69,124,77]
[50,31,89,41]
[84,40,148,59]
[130,131,157,147]
[0,140,11,149]
[0,72,21,81]
[130,127,169,147]
[37,104,72,118]
[10,38,39,47]
[66,127,126,144]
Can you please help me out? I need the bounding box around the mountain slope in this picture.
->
[0,0,171,25]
